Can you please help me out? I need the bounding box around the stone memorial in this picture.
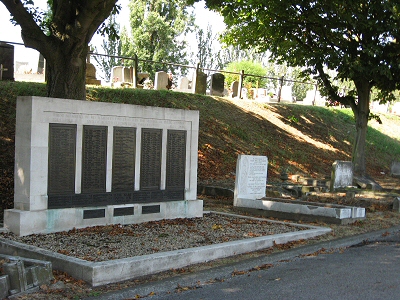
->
[280,86,293,102]
[330,161,353,191]
[178,77,189,89]
[192,70,207,95]
[154,71,169,90]
[234,155,268,206]
[231,81,239,98]
[210,73,225,96]
[0,42,14,81]
[390,161,400,178]
[5,96,202,236]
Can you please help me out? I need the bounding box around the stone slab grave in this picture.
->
[0,212,331,286]
[4,96,202,236]
[0,254,53,298]
[233,155,365,224]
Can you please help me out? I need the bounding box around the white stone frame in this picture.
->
[5,96,202,236]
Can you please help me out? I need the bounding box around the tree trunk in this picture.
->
[45,45,88,100]
[352,80,371,176]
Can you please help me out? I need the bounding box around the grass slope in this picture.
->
[1,81,400,214]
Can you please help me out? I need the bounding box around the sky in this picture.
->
[0,0,225,73]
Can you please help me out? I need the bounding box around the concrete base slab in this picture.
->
[0,212,331,287]
[234,198,365,224]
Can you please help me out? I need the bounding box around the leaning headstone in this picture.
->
[330,161,353,191]
[0,42,14,81]
[390,161,400,178]
[210,73,225,96]
[231,81,239,98]
[234,155,268,205]
[154,71,169,90]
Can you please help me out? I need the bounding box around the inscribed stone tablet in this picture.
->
[330,161,353,191]
[140,128,162,190]
[81,125,107,193]
[48,123,76,195]
[234,155,268,201]
[112,127,136,191]
[166,130,186,189]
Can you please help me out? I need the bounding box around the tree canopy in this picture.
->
[121,0,195,77]
[1,0,118,99]
[203,0,400,176]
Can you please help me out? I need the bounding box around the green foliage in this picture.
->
[224,60,267,88]
[192,24,222,71]
[121,0,195,78]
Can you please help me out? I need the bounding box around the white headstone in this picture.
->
[280,86,293,102]
[154,71,169,90]
[330,161,353,191]
[234,155,268,205]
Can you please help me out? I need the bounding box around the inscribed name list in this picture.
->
[235,155,268,200]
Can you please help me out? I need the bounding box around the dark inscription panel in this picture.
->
[81,126,107,193]
[112,127,136,191]
[83,209,105,219]
[140,128,162,190]
[48,124,77,195]
[114,207,134,217]
[142,205,161,214]
[166,130,186,189]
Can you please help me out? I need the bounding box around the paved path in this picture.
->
[88,227,400,300]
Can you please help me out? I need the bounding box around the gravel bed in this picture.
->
[0,213,304,262]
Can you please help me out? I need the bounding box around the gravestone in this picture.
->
[330,161,353,191]
[155,71,169,90]
[280,86,293,102]
[5,96,202,236]
[210,73,225,96]
[0,42,14,81]
[192,71,207,95]
[177,76,191,93]
[390,161,400,178]
[111,66,123,82]
[234,155,268,206]
[231,81,239,98]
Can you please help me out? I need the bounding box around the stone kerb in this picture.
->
[5,96,202,236]
[330,160,354,191]
[234,155,268,206]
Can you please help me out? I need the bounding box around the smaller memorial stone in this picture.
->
[390,161,400,178]
[234,155,268,205]
[154,71,169,90]
[231,81,239,98]
[330,160,353,191]
[210,73,225,96]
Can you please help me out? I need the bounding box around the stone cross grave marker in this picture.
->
[234,155,268,205]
